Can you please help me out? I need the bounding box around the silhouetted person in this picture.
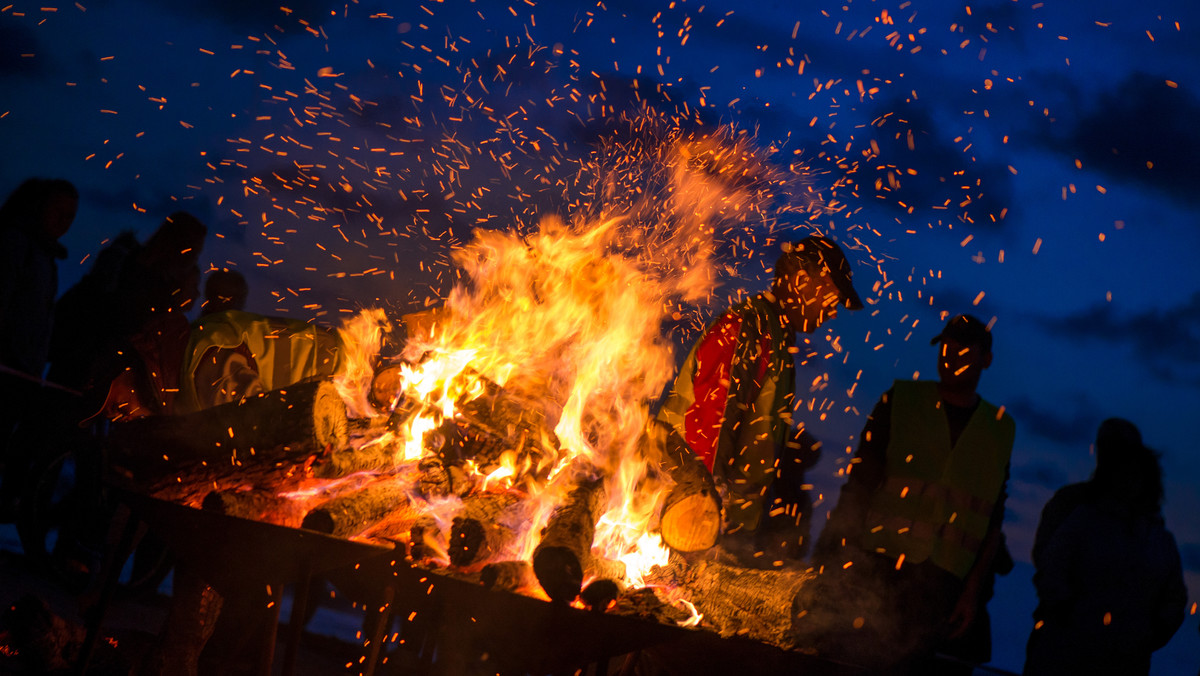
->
[1024,418,1186,676]
[0,178,78,514]
[657,235,862,562]
[179,268,341,413]
[199,268,248,316]
[801,314,1015,673]
[49,211,206,418]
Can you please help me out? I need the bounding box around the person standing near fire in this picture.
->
[0,178,78,517]
[802,313,1014,673]
[657,234,863,561]
[178,267,344,413]
[1024,418,1186,676]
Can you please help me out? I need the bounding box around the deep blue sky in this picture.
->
[4,1,1199,672]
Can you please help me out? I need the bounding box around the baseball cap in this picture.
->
[784,235,863,310]
[930,314,993,353]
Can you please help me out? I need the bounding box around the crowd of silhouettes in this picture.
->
[0,177,1194,674]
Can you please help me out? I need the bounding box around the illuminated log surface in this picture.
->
[409,514,445,562]
[646,421,722,553]
[581,578,622,612]
[314,439,397,479]
[580,557,628,611]
[532,477,608,602]
[107,379,348,480]
[480,560,537,592]
[641,558,814,648]
[415,455,458,498]
[201,487,306,529]
[300,479,412,538]
[585,556,627,586]
[447,491,523,567]
[401,374,561,479]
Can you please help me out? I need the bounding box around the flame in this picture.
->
[333,308,390,418]
[332,120,816,589]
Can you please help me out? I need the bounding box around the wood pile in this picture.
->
[113,376,816,655]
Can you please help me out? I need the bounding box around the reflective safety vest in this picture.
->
[860,380,1014,579]
[179,309,343,413]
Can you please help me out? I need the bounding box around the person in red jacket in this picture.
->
[657,234,862,560]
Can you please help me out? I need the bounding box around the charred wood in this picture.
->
[315,440,397,479]
[480,560,537,593]
[201,488,306,529]
[408,515,445,562]
[300,479,411,538]
[400,374,561,482]
[107,380,348,480]
[532,477,607,602]
[642,558,814,647]
[415,455,458,498]
[447,491,523,568]
[581,579,621,612]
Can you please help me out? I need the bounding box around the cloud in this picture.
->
[837,98,1016,227]
[171,0,343,30]
[950,1,1030,48]
[1010,460,1071,493]
[1035,293,1200,385]
[1046,71,1200,205]
[1003,393,1102,446]
[0,23,43,77]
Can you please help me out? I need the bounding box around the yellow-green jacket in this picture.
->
[178,309,342,413]
[859,379,1014,579]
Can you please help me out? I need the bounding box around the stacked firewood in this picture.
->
[111,375,812,649]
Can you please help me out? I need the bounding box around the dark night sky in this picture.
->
[4,1,1199,671]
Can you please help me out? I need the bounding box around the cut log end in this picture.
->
[532,546,584,602]
[480,560,536,592]
[311,380,350,450]
[660,491,721,552]
[580,579,621,611]
[299,510,336,535]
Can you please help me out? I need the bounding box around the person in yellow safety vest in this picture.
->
[177,269,343,412]
[799,313,1015,674]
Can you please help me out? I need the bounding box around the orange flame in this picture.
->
[336,122,814,586]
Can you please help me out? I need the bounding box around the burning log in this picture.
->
[643,558,814,647]
[586,556,628,586]
[300,479,411,538]
[314,440,397,479]
[581,578,622,612]
[201,488,306,528]
[407,373,560,481]
[415,455,466,498]
[644,420,722,553]
[448,491,523,568]
[580,556,628,611]
[532,476,608,602]
[107,379,349,478]
[409,515,445,562]
[480,560,537,592]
